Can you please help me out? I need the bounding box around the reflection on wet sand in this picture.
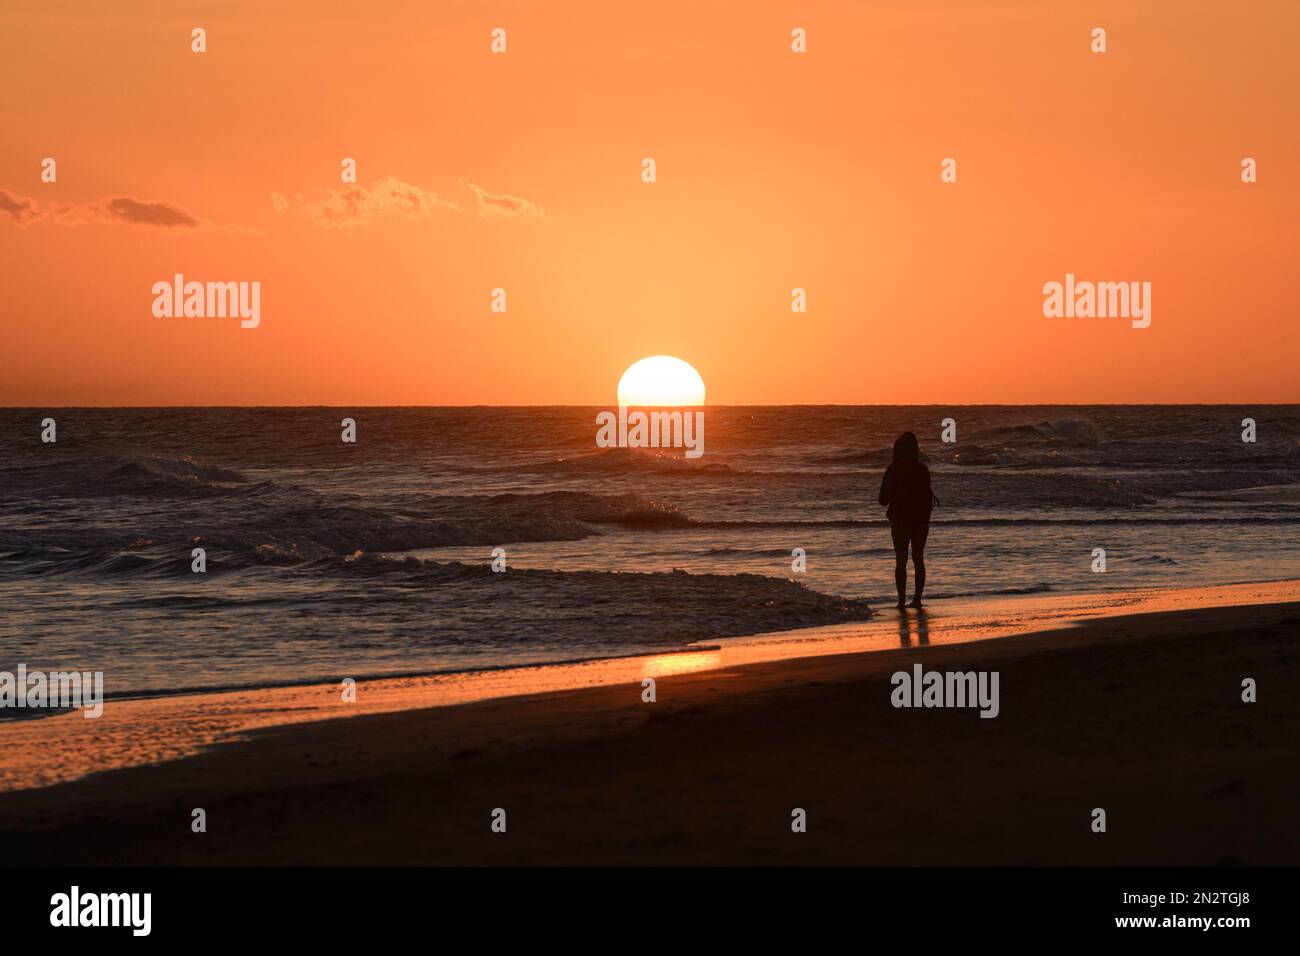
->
[896,609,930,646]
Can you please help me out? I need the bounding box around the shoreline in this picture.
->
[7,577,1298,707]
[1,582,1297,864]
[6,574,1300,711]
[0,643,732,716]
[0,579,1296,796]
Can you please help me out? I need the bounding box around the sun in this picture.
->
[617,355,706,407]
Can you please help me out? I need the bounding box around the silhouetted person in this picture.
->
[878,431,937,609]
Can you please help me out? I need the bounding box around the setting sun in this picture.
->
[616,356,706,407]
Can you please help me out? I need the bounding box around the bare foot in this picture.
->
[908,599,924,609]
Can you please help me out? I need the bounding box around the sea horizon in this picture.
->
[6,401,1298,408]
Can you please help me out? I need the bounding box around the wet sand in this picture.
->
[2,581,1298,865]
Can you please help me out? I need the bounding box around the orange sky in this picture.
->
[1,0,1297,406]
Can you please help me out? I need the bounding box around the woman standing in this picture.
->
[878,431,936,609]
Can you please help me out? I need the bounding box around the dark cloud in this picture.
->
[0,189,40,223]
[103,197,201,228]
[0,189,213,228]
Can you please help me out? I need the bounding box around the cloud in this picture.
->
[462,180,544,219]
[274,176,461,227]
[0,190,40,224]
[272,177,546,227]
[103,197,201,228]
[0,189,216,229]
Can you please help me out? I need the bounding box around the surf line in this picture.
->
[595,405,705,459]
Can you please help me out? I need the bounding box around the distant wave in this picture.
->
[0,453,254,499]
[974,418,1103,446]
[102,454,249,487]
[811,421,1101,467]
[0,478,699,578]
[4,482,1299,582]
[809,445,896,466]
[512,447,736,477]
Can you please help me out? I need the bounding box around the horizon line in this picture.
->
[3,402,1297,410]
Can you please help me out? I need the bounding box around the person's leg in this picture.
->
[890,523,909,608]
[908,524,930,607]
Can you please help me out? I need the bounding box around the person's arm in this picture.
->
[878,465,893,506]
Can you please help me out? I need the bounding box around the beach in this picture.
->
[3,580,1297,866]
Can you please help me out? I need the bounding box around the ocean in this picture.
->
[2,406,1297,695]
